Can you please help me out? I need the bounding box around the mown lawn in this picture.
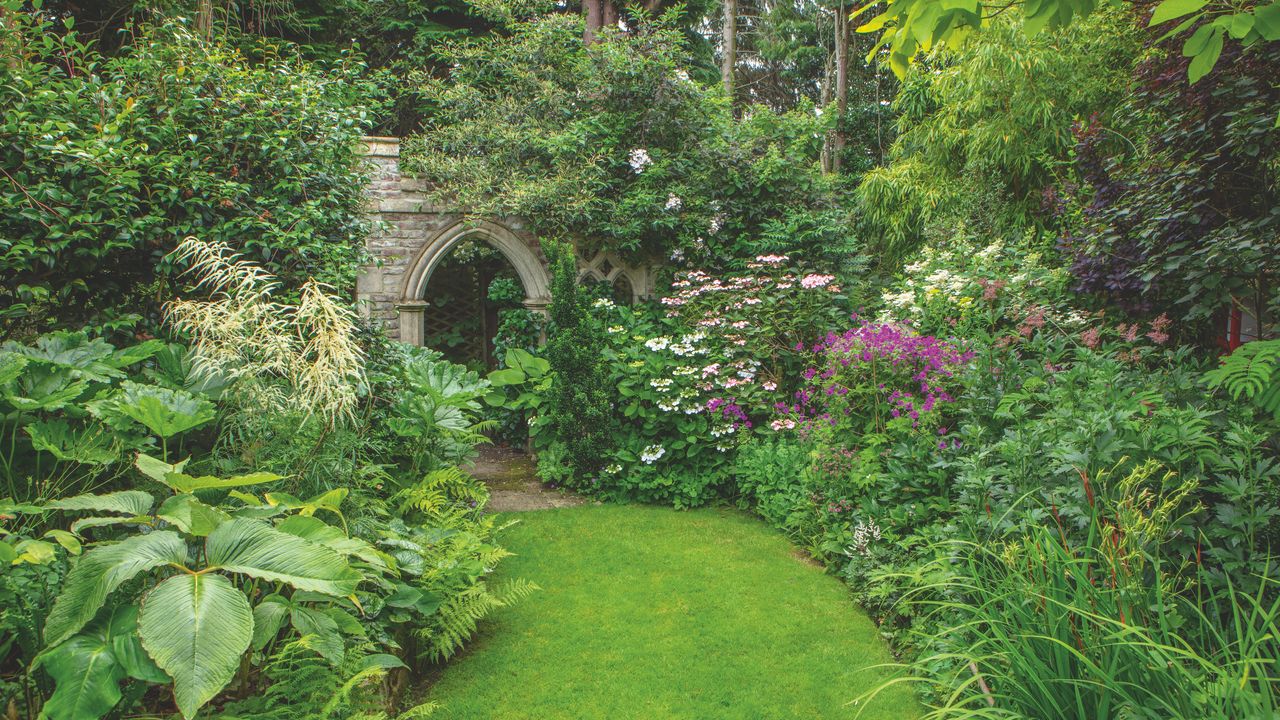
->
[420,504,922,719]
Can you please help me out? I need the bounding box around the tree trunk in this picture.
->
[819,47,834,173]
[830,1,850,174]
[583,0,604,44]
[721,0,737,101]
[196,0,216,38]
[603,1,619,31]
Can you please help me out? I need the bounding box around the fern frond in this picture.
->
[1205,340,1280,419]
[491,577,539,605]
[397,702,441,719]
[418,577,538,662]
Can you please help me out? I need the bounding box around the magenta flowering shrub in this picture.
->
[778,320,973,440]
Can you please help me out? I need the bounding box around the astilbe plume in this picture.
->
[165,236,365,426]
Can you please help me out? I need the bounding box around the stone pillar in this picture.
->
[396,301,428,346]
[523,297,551,344]
[522,297,551,317]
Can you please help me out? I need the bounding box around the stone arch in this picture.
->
[357,136,659,345]
[395,220,551,347]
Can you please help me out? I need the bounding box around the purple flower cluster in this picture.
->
[707,397,752,429]
[777,320,972,435]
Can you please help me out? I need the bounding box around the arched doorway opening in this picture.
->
[421,240,521,369]
[395,220,552,369]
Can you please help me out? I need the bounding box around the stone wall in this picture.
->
[357,136,655,345]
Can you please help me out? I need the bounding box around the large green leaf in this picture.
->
[46,490,154,516]
[205,519,361,596]
[3,332,122,382]
[263,488,347,526]
[1186,26,1224,83]
[134,453,280,494]
[70,516,154,534]
[275,515,390,570]
[26,420,119,465]
[0,351,29,388]
[487,368,526,387]
[44,531,187,647]
[113,382,216,439]
[505,348,550,378]
[43,529,82,555]
[4,375,88,412]
[39,635,125,720]
[1148,0,1208,26]
[1256,1,1280,40]
[290,605,344,665]
[37,605,163,720]
[134,453,189,484]
[251,595,291,651]
[106,340,165,371]
[138,573,253,720]
[12,538,58,565]
[163,471,283,495]
[157,494,231,536]
[106,606,169,684]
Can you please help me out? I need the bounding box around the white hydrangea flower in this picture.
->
[644,336,671,351]
[708,213,726,235]
[628,148,652,173]
[640,444,666,464]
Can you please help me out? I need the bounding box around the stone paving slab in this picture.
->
[465,445,587,512]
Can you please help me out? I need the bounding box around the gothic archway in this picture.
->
[395,220,551,349]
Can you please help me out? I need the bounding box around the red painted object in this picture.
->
[1227,306,1244,351]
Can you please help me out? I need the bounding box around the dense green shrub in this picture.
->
[1058,42,1280,327]
[0,333,215,507]
[732,232,1280,712]
[0,243,525,720]
[856,9,1140,260]
[539,242,616,485]
[403,11,858,267]
[0,11,377,336]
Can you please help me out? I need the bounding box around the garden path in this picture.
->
[466,445,586,511]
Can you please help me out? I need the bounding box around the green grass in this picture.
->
[420,504,922,719]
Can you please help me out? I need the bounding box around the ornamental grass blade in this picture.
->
[43,530,187,648]
[205,518,361,596]
[138,573,253,720]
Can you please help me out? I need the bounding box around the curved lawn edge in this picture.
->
[417,504,922,719]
